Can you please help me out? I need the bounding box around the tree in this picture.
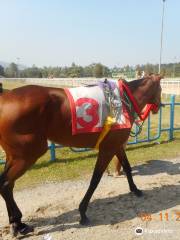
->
[83,65,94,77]
[0,65,5,76]
[4,61,179,79]
[68,63,84,77]
[103,65,110,77]
[5,62,18,77]
[21,65,42,78]
[94,63,103,78]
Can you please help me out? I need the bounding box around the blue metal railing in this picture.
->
[0,95,180,164]
[48,95,180,161]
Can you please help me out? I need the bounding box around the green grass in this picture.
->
[0,132,180,190]
[0,85,180,190]
[0,79,28,90]
[13,132,180,190]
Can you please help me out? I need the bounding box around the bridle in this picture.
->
[120,80,160,137]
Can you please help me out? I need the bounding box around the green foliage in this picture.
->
[14,62,111,78]
[93,63,103,78]
[3,61,180,78]
[0,65,5,76]
[136,62,180,77]
[20,64,42,78]
[5,62,18,77]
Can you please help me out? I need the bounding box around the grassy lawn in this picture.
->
[0,83,179,190]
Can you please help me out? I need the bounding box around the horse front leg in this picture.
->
[79,148,115,225]
[116,147,143,197]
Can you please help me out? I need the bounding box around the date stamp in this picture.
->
[138,211,180,222]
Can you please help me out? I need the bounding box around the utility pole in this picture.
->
[159,0,166,74]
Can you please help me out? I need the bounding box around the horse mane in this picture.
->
[126,78,145,92]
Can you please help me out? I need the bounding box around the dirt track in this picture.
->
[0,158,180,240]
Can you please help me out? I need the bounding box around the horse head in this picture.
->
[145,74,162,114]
[125,74,163,121]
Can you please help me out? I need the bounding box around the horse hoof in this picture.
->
[80,216,90,226]
[19,223,34,235]
[133,189,143,197]
[10,223,34,237]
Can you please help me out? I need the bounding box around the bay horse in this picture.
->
[0,74,162,236]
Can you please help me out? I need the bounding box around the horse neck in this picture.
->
[127,78,155,112]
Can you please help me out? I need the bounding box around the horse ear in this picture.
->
[151,74,163,82]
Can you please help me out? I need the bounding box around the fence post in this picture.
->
[169,95,175,140]
[50,143,56,161]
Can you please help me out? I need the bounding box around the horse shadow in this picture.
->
[132,159,180,176]
[24,183,180,238]
[18,157,180,239]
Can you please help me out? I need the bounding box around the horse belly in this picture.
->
[47,124,100,148]
[47,126,129,149]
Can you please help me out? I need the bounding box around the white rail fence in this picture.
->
[160,79,180,95]
[1,77,180,95]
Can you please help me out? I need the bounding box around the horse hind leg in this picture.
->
[116,148,143,197]
[0,160,35,237]
[0,178,31,237]
[0,136,48,236]
[0,166,16,222]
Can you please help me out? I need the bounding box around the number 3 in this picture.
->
[75,98,99,130]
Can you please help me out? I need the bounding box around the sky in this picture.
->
[0,0,180,68]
